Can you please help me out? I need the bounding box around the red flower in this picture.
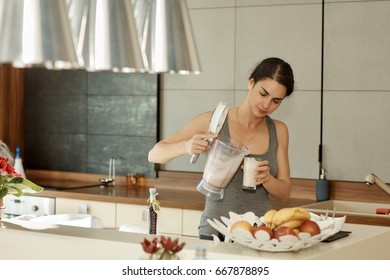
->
[0,157,8,172]
[140,237,159,254]
[160,236,186,253]
[0,156,43,199]
[0,156,21,177]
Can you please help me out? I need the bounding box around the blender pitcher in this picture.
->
[196,137,249,200]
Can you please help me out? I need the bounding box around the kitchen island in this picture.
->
[1,219,389,260]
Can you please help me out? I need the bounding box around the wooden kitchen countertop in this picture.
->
[25,169,390,213]
[25,169,316,211]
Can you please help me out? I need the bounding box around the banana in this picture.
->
[264,209,277,229]
[275,219,305,230]
[271,207,310,228]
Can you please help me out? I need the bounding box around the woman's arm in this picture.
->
[257,120,292,202]
[148,112,217,164]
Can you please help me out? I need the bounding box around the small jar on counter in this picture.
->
[126,173,147,187]
[137,175,146,187]
[126,173,137,187]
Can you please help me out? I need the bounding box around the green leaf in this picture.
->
[7,186,23,197]
[9,177,24,184]
[1,176,43,199]
[19,178,44,193]
[0,187,8,199]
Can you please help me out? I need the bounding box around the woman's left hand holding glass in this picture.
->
[255,160,271,185]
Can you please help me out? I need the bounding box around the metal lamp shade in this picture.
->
[66,0,145,72]
[133,0,201,74]
[0,0,78,69]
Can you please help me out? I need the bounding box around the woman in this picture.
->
[148,57,295,240]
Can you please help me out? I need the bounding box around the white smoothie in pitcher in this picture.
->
[197,138,249,199]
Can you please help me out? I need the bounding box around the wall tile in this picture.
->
[237,0,322,6]
[87,135,156,177]
[87,95,157,137]
[88,72,157,95]
[24,93,86,134]
[24,69,86,94]
[324,1,390,90]
[187,0,235,9]
[323,91,390,181]
[235,4,322,91]
[161,8,236,90]
[24,132,87,172]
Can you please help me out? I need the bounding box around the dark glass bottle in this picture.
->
[148,188,159,234]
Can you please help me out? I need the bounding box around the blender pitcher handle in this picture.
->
[190,102,229,164]
[190,153,199,164]
[190,138,214,164]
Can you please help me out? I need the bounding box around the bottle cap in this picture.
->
[195,247,206,259]
[196,247,206,253]
[320,168,326,179]
[16,146,21,158]
[149,187,156,196]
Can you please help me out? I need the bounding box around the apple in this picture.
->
[299,220,321,236]
[273,226,297,240]
[230,220,252,234]
[251,225,273,240]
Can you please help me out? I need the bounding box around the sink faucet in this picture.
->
[365,173,390,196]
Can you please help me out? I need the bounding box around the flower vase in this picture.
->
[148,253,159,260]
[0,198,5,220]
[159,251,179,260]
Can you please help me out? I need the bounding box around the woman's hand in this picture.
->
[255,160,271,185]
[185,133,218,155]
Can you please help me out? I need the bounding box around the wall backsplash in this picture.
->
[23,69,158,178]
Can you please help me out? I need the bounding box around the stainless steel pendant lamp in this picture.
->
[133,0,201,74]
[66,0,145,72]
[0,0,78,69]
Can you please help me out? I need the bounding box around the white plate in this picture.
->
[207,211,346,252]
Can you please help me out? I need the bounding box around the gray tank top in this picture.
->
[198,115,279,237]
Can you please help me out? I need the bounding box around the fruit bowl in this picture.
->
[207,211,346,252]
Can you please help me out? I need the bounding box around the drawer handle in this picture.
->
[79,204,88,214]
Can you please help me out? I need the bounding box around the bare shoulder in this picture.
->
[272,119,289,138]
[195,110,213,122]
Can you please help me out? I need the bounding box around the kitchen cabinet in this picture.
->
[55,198,185,235]
[159,207,183,236]
[182,209,202,237]
[116,204,147,230]
[116,203,182,236]
[54,200,202,237]
[55,198,116,228]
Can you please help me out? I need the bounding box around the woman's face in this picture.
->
[247,78,287,117]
